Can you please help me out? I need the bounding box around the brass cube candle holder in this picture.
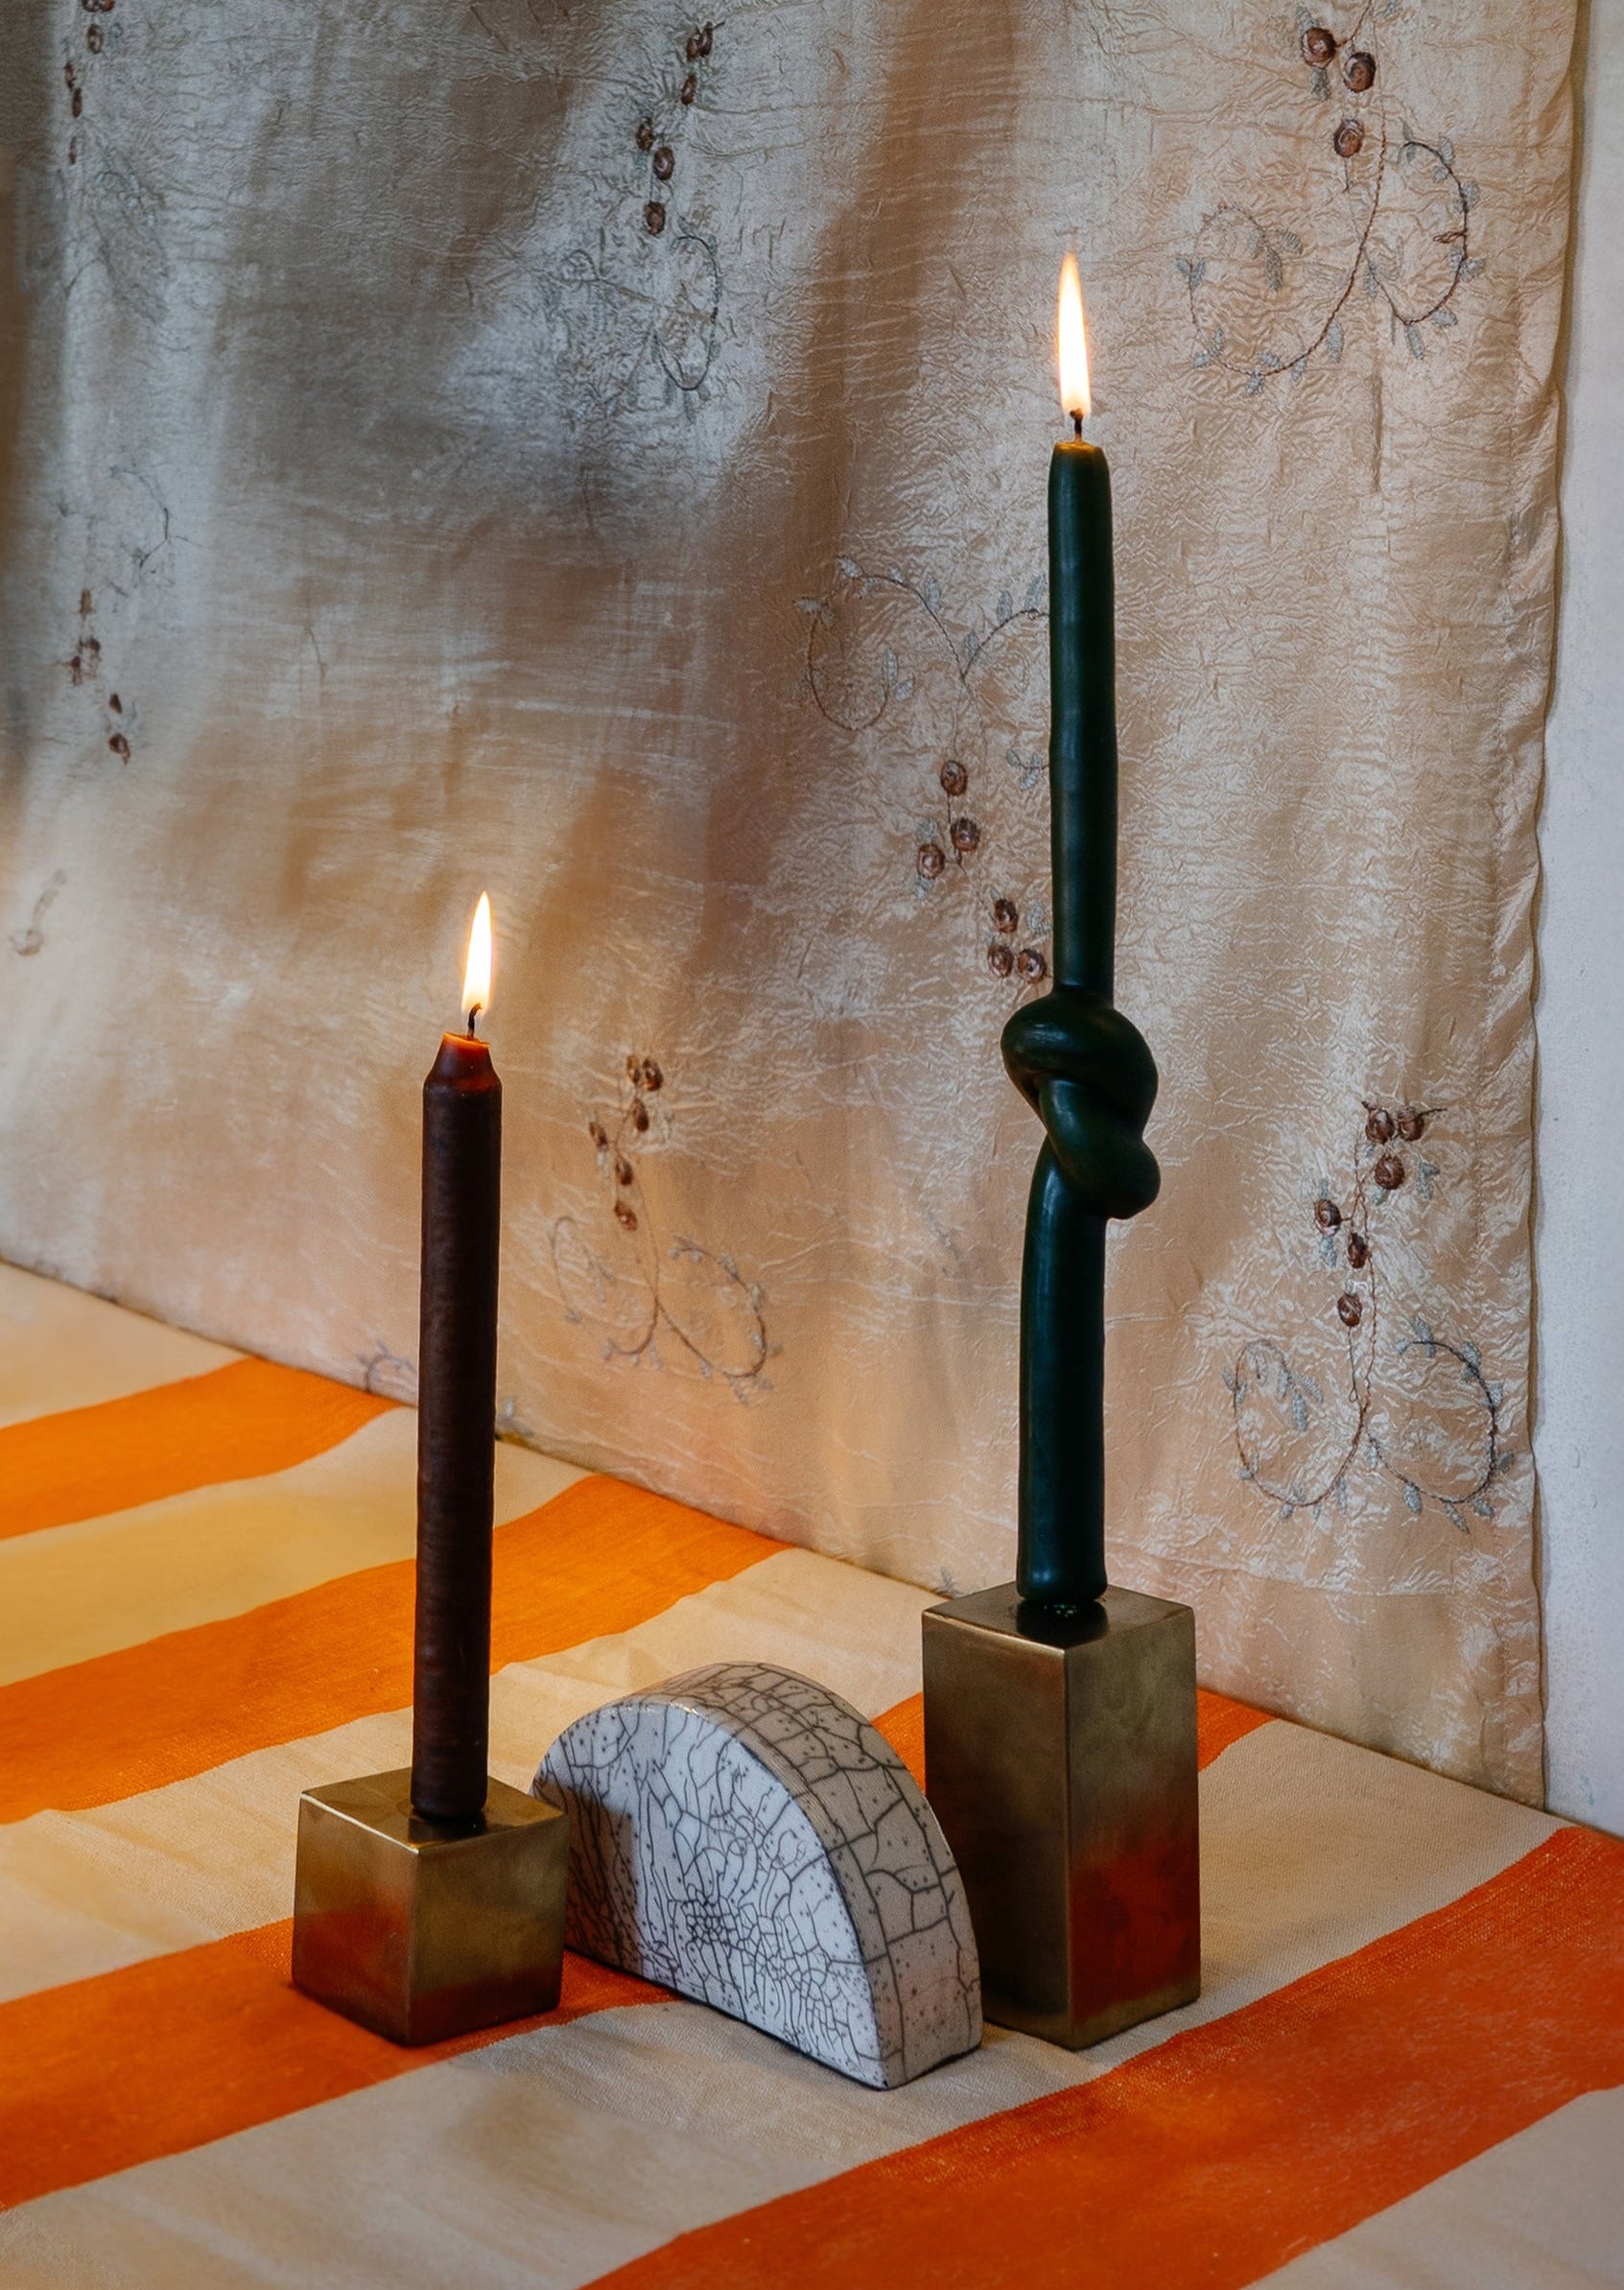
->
[292,1769,569,2046]
[922,1584,1199,2049]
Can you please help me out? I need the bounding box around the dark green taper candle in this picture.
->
[1047,430,1117,1000]
[1000,257,1160,1609]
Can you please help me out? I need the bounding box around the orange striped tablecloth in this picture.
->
[0,1260,1619,2288]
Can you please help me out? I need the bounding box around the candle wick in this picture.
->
[1071,410,1083,439]
[466,1003,482,1036]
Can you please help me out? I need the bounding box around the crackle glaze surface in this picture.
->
[0,0,1572,1797]
[534,1663,981,2087]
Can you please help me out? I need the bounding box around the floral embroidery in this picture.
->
[9,871,66,959]
[634,20,715,240]
[62,589,132,765]
[358,1341,418,1404]
[64,0,119,168]
[1178,5,1484,393]
[541,21,724,423]
[797,560,1052,987]
[1226,1098,1510,1530]
[550,1054,769,1399]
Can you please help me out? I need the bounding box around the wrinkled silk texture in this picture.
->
[0,0,1569,1797]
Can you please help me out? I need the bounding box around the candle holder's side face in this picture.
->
[292,1769,568,2045]
[922,1585,1199,2048]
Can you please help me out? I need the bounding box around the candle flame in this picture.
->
[461,892,493,1029]
[1057,253,1092,424]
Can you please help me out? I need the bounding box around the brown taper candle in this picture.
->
[410,928,501,1827]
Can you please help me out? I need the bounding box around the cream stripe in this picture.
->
[0,1264,235,1431]
[0,1723,1565,2285]
[1258,2089,1624,2288]
[0,1548,929,2002]
[0,1414,582,1686]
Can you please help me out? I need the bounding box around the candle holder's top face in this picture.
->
[947,1581,1176,1651]
[534,1662,981,2089]
[311,1770,527,1848]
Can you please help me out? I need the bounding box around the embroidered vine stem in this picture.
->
[651,230,721,394]
[1180,8,1481,390]
[803,567,1043,739]
[1229,1098,1506,1531]
[801,561,1052,983]
[550,1053,769,1399]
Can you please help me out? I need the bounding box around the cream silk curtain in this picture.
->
[0,0,1571,1798]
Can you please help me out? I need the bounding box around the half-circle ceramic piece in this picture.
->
[533,1661,981,2088]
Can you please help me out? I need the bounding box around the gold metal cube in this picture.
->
[292,1769,569,2045]
[923,1583,1199,2049]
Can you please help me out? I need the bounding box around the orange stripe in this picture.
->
[1,1618,896,2209]
[0,1476,779,1824]
[0,1921,667,2214]
[0,1687,1335,2215]
[0,1357,391,1543]
[1194,1685,1272,1765]
[872,1687,1269,1794]
[872,1693,928,1784]
[591,1824,1624,2290]
[0,1681,910,2209]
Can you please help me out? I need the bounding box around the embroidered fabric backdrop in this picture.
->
[0,0,1571,1798]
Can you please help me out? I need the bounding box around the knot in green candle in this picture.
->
[1000,988,1160,1224]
